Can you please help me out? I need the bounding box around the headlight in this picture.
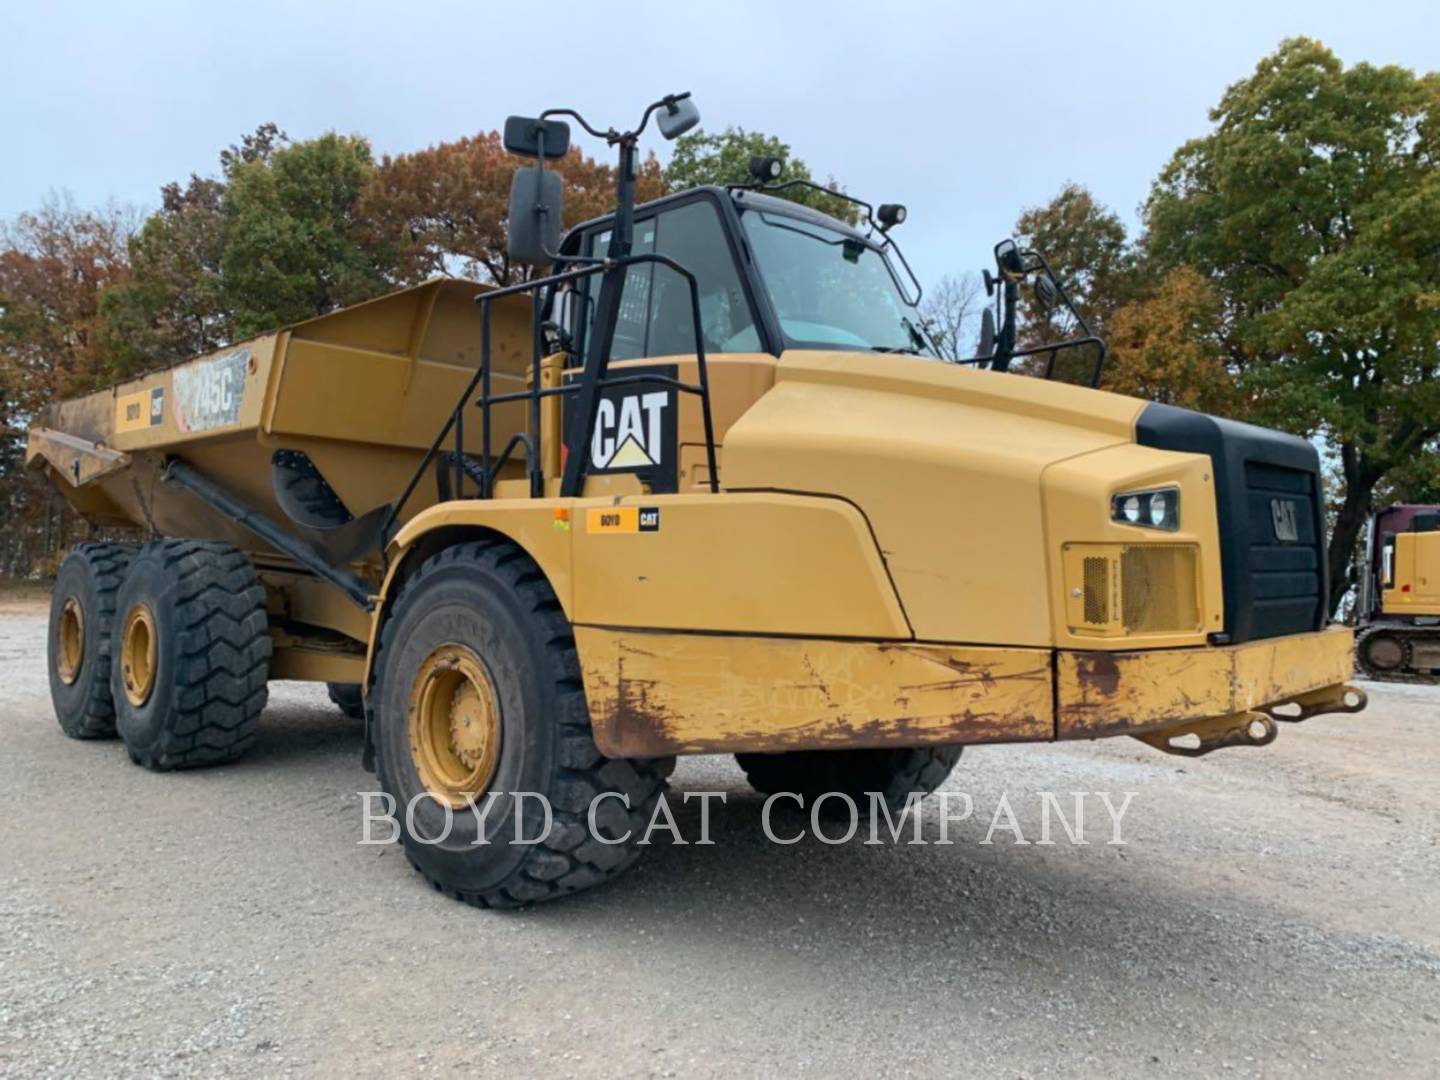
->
[1112,487,1180,531]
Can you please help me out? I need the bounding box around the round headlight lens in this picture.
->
[1148,492,1170,527]
[1122,495,1143,523]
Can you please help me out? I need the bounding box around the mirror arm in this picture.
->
[540,107,611,141]
[992,278,1020,372]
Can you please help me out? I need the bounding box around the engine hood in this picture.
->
[721,350,1155,646]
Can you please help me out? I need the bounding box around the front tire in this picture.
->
[372,540,671,908]
[112,540,271,770]
[327,682,366,720]
[48,542,135,739]
[735,746,964,813]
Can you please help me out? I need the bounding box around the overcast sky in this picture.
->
[2,0,1434,286]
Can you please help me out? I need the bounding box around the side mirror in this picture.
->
[657,96,700,140]
[507,166,563,267]
[977,308,996,359]
[1033,273,1058,313]
[503,116,571,159]
[995,239,1026,280]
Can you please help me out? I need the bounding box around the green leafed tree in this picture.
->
[663,126,858,223]
[1143,37,1440,613]
[98,174,230,372]
[99,125,291,370]
[220,132,390,339]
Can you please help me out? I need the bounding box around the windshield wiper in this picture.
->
[901,315,932,356]
[868,344,911,354]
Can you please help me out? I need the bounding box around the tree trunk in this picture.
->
[1327,468,1373,618]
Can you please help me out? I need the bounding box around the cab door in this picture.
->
[564,194,776,493]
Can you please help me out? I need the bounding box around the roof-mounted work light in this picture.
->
[749,155,784,183]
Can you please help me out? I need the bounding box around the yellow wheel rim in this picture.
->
[120,603,158,708]
[408,644,503,809]
[56,597,85,686]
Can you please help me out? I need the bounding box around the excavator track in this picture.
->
[1356,624,1440,684]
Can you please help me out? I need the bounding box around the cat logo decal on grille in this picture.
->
[1270,499,1300,543]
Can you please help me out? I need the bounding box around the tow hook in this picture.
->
[1135,711,1277,757]
[1135,682,1369,758]
[1263,683,1368,724]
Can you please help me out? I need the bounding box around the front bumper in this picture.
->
[1056,625,1362,751]
[579,625,1364,758]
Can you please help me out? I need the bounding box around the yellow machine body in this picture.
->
[1381,531,1440,616]
[31,281,1359,757]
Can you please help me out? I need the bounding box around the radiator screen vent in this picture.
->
[1122,545,1200,634]
[1082,557,1110,625]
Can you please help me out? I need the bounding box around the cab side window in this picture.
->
[578,199,759,360]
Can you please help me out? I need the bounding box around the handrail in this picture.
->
[952,335,1108,389]
[381,252,721,554]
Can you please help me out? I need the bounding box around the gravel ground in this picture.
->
[2,596,1438,1077]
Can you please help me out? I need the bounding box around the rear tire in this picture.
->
[735,746,964,813]
[327,681,366,720]
[47,542,135,739]
[112,540,271,770]
[372,540,671,908]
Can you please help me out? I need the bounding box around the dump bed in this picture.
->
[26,279,533,570]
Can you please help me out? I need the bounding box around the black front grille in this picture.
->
[1243,461,1325,640]
[1137,403,1328,644]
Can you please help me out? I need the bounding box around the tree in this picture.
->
[358,133,666,287]
[0,197,134,412]
[919,272,985,358]
[220,132,388,339]
[664,127,858,223]
[1014,182,1136,342]
[99,174,230,370]
[1104,266,1242,415]
[100,125,289,369]
[1142,37,1440,613]
[0,197,134,573]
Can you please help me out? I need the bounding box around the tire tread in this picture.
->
[373,540,672,908]
[119,540,271,770]
[51,542,136,739]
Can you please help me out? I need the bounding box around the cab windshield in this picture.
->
[740,208,936,357]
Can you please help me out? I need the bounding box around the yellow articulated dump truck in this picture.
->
[29,93,1366,906]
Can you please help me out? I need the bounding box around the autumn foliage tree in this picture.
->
[1014,182,1136,341]
[1103,266,1241,415]
[359,133,666,287]
[0,199,134,572]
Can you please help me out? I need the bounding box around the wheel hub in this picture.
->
[408,645,502,809]
[56,597,85,686]
[120,603,158,707]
